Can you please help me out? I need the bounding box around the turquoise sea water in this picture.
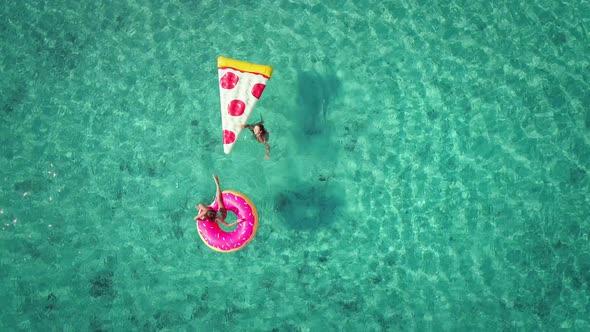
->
[1,0,589,330]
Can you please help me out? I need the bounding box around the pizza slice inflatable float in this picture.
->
[217,56,274,154]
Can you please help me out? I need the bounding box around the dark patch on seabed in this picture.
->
[152,310,186,330]
[168,208,185,240]
[89,270,117,300]
[118,158,168,178]
[188,291,210,319]
[13,177,48,193]
[90,316,109,332]
[45,292,58,313]
[28,12,86,73]
[1,82,28,114]
[569,167,586,185]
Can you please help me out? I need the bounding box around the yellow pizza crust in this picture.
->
[218,56,273,78]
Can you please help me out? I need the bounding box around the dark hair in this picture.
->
[254,123,267,133]
[252,116,268,135]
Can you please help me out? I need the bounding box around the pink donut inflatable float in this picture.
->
[196,190,258,252]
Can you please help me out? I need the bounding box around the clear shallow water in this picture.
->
[1,0,589,330]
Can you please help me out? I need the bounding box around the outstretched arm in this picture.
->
[217,218,245,227]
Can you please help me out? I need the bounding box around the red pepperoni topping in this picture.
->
[251,83,266,99]
[220,72,239,89]
[228,100,246,116]
[223,130,236,144]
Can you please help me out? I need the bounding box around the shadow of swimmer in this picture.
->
[294,70,341,139]
[269,70,346,230]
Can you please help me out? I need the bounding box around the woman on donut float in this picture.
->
[194,174,259,252]
[194,174,242,227]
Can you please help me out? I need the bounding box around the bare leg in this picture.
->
[213,174,226,219]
